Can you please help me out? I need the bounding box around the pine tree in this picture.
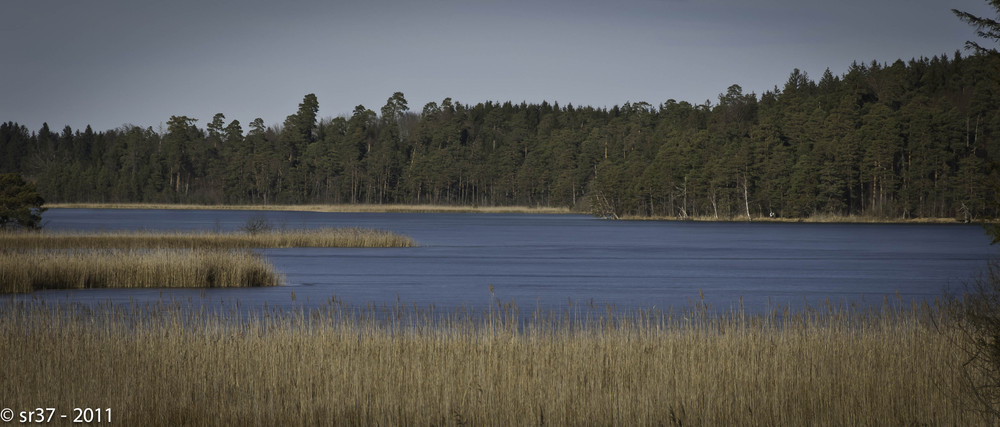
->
[0,173,45,229]
[953,1,1000,55]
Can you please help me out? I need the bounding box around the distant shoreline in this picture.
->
[618,214,972,225]
[45,203,976,224]
[44,203,573,215]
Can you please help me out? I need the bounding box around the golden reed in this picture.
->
[0,299,984,425]
[0,228,415,250]
[0,249,280,293]
[0,228,414,293]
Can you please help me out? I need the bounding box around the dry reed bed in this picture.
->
[0,228,413,293]
[0,249,281,293]
[0,301,982,425]
[0,228,415,250]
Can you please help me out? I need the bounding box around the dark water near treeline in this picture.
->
[16,209,1000,313]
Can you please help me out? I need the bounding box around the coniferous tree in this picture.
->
[0,173,45,229]
[953,1,1000,55]
[2,52,998,218]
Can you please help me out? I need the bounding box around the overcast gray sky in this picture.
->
[1,0,994,132]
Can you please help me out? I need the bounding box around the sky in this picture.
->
[1,0,995,133]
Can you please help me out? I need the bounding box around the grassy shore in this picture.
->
[46,202,975,223]
[45,202,572,215]
[620,213,969,224]
[0,228,416,250]
[0,249,281,293]
[0,299,983,425]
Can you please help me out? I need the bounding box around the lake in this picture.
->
[18,208,1000,313]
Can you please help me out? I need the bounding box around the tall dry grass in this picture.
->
[0,249,280,293]
[0,299,983,425]
[0,228,415,250]
[0,227,412,293]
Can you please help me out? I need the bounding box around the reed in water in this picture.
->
[0,227,415,250]
[0,249,281,293]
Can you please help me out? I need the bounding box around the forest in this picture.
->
[2,52,998,220]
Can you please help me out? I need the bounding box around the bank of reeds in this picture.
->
[0,228,412,293]
[0,299,983,425]
[0,249,281,293]
[0,228,415,250]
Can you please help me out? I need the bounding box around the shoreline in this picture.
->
[618,214,972,225]
[44,203,977,224]
[44,203,572,215]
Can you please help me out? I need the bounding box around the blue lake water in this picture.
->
[15,208,1000,313]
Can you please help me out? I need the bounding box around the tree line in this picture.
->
[2,52,998,220]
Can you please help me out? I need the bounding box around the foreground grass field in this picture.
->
[0,300,986,425]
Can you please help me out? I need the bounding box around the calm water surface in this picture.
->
[18,208,999,313]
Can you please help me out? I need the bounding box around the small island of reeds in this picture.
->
[0,228,415,293]
[0,227,416,250]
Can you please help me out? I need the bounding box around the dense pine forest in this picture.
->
[2,53,998,220]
